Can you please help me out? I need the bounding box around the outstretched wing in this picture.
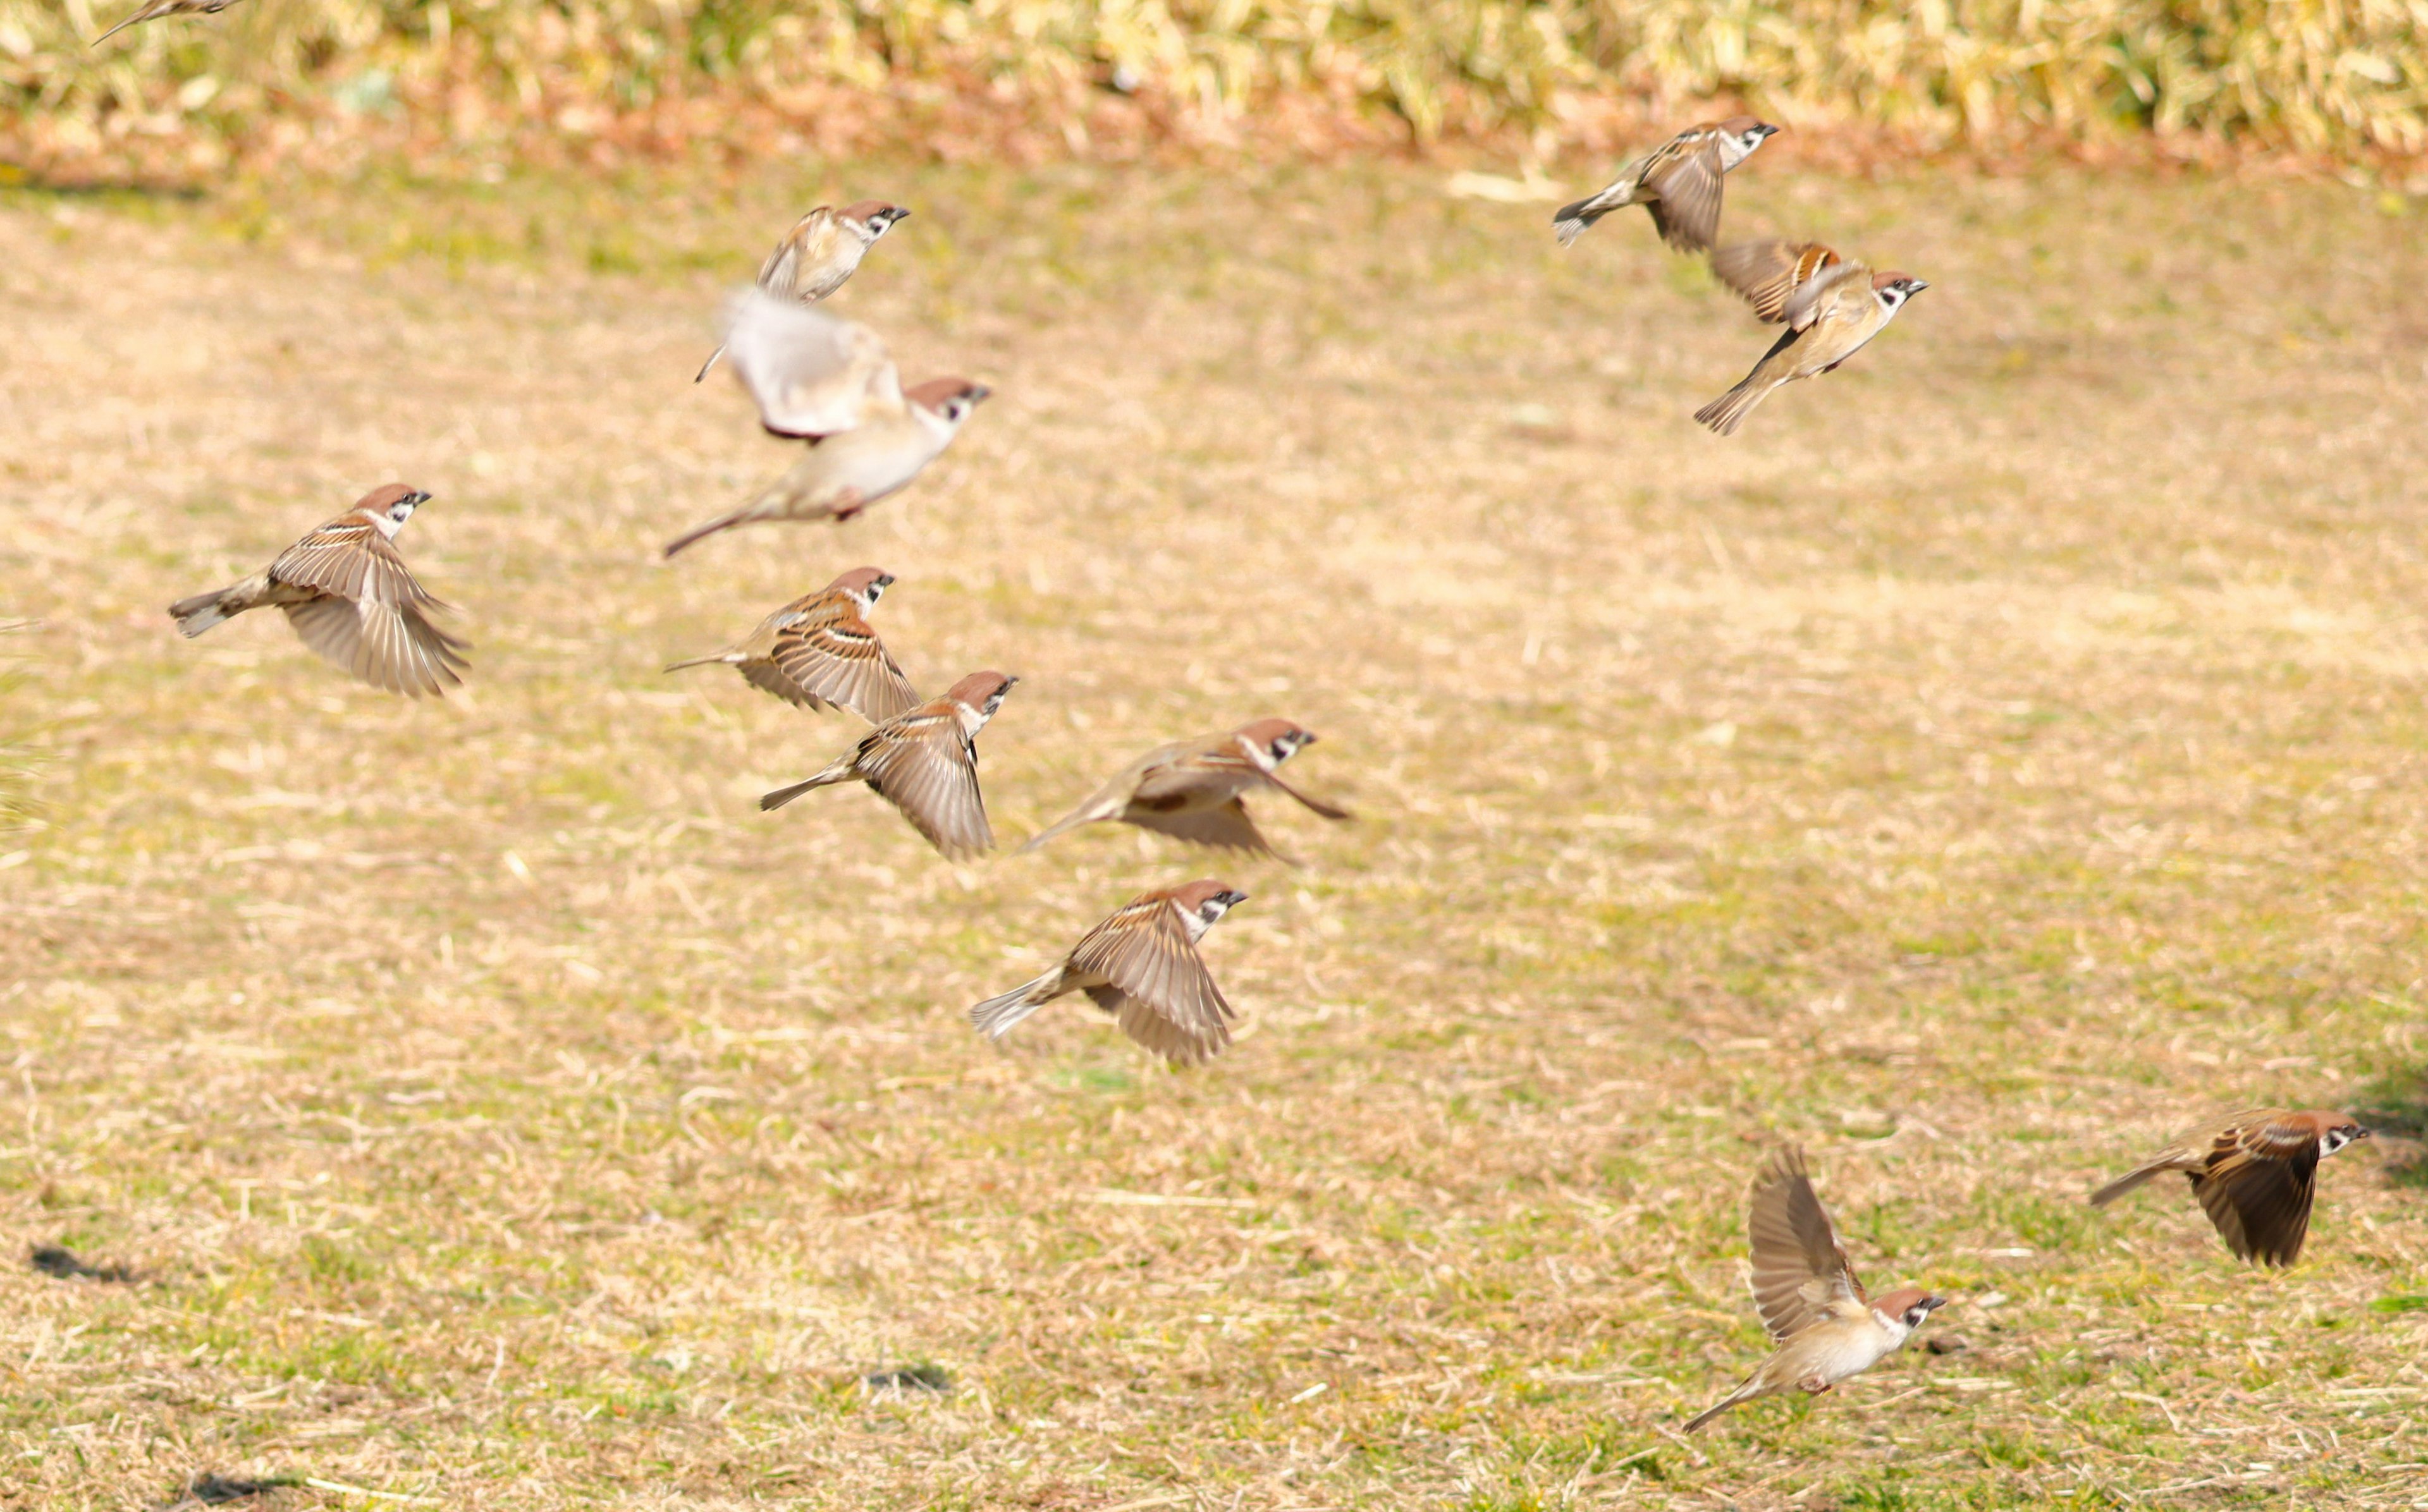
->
[718,286,901,438]
[1069,896,1234,1064]
[2195,1112,2326,1266]
[271,513,467,696]
[856,712,991,859]
[1639,138,1726,252]
[769,613,918,723]
[1712,240,1847,324]
[1746,1145,1865,1341]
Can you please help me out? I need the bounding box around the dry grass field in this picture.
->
[1,152,2425,1509]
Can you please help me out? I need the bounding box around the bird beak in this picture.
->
[1908,279,1930,293]
[404,491,432,508]
[1921,1296,1949,1313]
[969,384,993,402]
[1760,125,1781,137]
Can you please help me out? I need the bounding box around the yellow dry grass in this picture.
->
[5,0,2427,173]
[0,155,2425,1509]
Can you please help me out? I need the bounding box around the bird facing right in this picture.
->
[167,484,470,698]
[2088,1107,2371,1267]
[1684,1146,1947,1432]
[665,289,990,556]
[970,881,1250,1065]
[1695,239,1928,436]
[663,566,918,723]
[758,670,1016,860]
[694,201,910,381]
[1019,717,1350,858]
[1552,118,1781,253]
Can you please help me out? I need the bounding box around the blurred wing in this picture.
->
[283,596,467,697]
[1747,1145,1864,1341]
[739,657,823,709]
[770,614,918,723]
[719,287,900,437]
[1069,898,1234,1063]
[1781,260,1870,331]
[857,714,991,858]
[1640,142,1724,252]
[1258,768,1351,820]
[1713,241,1843,324]
[1131,798,1273,856]
[2197,1113,2324,1265]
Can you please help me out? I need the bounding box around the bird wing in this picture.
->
[855,712,991,859]
[269,513,437,611]
[1712,241,1845,324]
[769,613,919,723]
[718,286,901,437]
[1746,1145,1865,1342]
[1069,896,1234,1063]
[269,513,466,695]
[2195,1112,2325,1266]
[283,595,468,697]
[1256,767,1351,820]
[1638,138,1726,252]
[756,209,835,296]
[739,657,823,709]
[1781,260,1873,332]
[1131,798,1275,856]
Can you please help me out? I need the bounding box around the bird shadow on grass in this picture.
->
[161,1473,303,1509]
[2353,1063,2428,1189]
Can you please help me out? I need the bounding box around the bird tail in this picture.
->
[1015,807,1101,855]
[1693,376,1772,436]
[90,4,150,44]
[969,969,1065,1043]
[759,759,855,812]
[2089,1162,2174,1208]
[664,508,753,558]
[168,585,241,638]
[1550,197,1604,248]
[694,343,727,383]
[662,652,740,674]
[1683,1373,1765,1433]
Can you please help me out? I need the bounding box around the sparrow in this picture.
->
[970,881,1249,1065]
[92,0,240,44]
[1684,1146,1947,1432]
[665,291,990,556]
[1552,118,1781,252]
[167,484,469,698]
[694,201,910,381]
[1695,241,1927,435]
[663,566,917,722]
[758,671,1016,859]
[1019,718,1349,858]
[2089,1107,2370,1267]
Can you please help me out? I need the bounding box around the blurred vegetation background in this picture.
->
[2,0,2425,180]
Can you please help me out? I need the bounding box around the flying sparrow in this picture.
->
[665,291,989,556]
[663,566,917,722]
[92,0,240,44]
[1019,718,1349,858]
[970,880,1249,1064]
[695,201,910,381]
[2089,1107,2370,1267]
[1684,1145,1947,1432]
[757,671,1016,859]
[1552,118,1781,252]
[167,484,469,698]
[1695,241,1927,434]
